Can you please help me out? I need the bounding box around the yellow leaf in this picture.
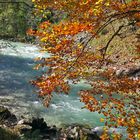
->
[100,118,104,122]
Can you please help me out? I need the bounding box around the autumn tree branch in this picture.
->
[67,9,140,71]
[99,21,136,60]
[100,25,124,59]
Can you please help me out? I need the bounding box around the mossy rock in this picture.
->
[0,127,20,140]
[0,106,17,126]
[0,106,8,113]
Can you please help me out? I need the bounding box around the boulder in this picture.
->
[23,118,50,131]
[21,118,58,139]
[116,65,140,78]
[60,124,101,140]
[0,106,17,127]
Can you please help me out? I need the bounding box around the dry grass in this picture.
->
[89,19,140,65]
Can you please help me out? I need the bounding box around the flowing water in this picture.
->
[0,40,128,139]
[0,40,105,127]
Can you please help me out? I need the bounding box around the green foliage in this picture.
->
[0,2,32,39]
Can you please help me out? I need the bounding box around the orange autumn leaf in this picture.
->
[29,0,140,139]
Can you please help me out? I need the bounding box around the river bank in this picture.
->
[0,106,101,140]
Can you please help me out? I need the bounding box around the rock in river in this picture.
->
[0,106,17,127]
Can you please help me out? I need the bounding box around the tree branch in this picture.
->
[100,21,135,60]
[101,25,124,60]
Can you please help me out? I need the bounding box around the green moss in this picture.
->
[0,127,20,140]
[0,2,31,39]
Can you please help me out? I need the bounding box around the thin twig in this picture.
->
[100,22,135,60]
[101,25,124,59]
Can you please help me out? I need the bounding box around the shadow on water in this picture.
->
[0,53,88,99]
[0,54,40,98]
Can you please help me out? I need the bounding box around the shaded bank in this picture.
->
[0,106,101,140]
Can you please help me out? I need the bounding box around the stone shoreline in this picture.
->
[0,106,101,140]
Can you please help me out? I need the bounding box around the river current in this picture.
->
[0,40,105,127]
[0,40,128,139]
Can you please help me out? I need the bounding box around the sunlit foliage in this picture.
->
[28,0,140,139]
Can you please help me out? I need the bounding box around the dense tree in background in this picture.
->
[28,0,140,139]
[0,1,32,40]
